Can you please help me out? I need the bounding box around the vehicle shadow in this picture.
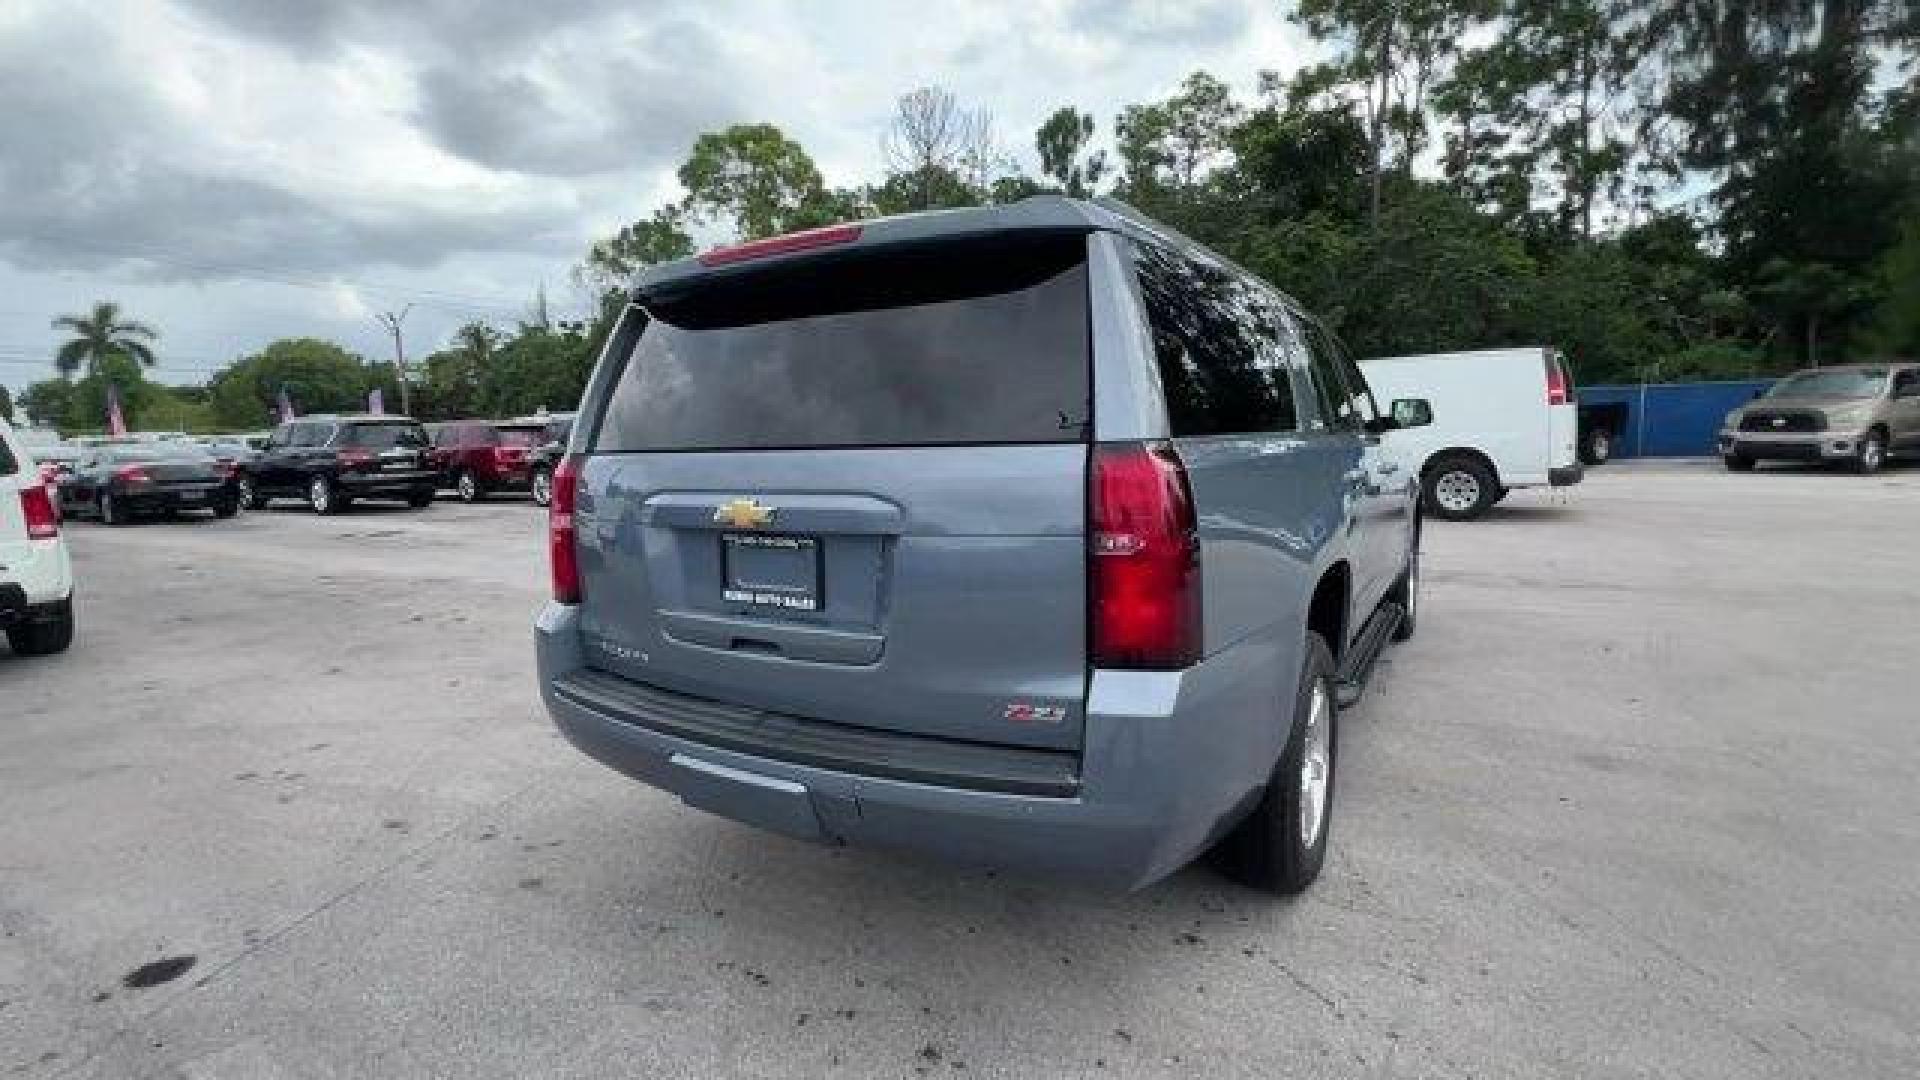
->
[546,808,1327,1069]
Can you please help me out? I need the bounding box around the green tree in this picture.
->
[1292,1,1497,222]
[679,124,834,240]
[207,338,373,429]
[17,380,73,429]
[1115,72,1241,197]
[418,322,499,420]
[66,352,155,433]
[1864,210,1920,356]
[478,324,595,418]
[50,301,159,379]
[582,207,695,292]
[1035,107,1107,197]
[0,384,12,423]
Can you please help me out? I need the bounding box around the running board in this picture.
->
[1333,602,1404,709]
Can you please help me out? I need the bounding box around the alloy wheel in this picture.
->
[1434,470,1481,514]
[1297,679,1333,851]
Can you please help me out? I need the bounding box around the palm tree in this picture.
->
[51,301,159,379]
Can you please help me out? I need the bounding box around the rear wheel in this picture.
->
[1213,634,1338,895]
[6,597,74,656]
[1723,454,1756,472]
[456,469,483,503]
[1582,427,1614,466]
[308,475,340,515]
[1423,456,1497,521]
[530,466,553,508]
[235,474,256,510]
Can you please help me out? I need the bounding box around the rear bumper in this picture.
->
[123,484,232,512]
[1548,464,1584,487]
[535,603,1293,890]
[340,471,436,496]
[0,582,69,626]
[2,537,74,606]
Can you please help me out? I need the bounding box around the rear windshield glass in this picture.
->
[496,427,542,447]
[596,233,1091,452]
[340,423,427,449]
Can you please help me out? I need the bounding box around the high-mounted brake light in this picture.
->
[549,455,584,604]
[698,224,862,267]
[21,483,59,540]
[1089,441,1202,670]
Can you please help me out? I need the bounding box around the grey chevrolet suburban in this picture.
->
[536,198,1430,894]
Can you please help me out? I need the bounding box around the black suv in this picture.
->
[249,415,437,514]
[526,413,576,507]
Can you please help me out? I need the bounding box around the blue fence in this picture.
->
[1580,380,1776,458]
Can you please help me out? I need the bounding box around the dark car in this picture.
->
[197,436,263,506]
[430,419,548,503]
[248,415,436,514]
[60,443,241,525]
[526,413,576,507]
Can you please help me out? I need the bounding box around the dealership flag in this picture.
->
[276,386,295,423]
[105,382,128,437]
[368,386,384,414]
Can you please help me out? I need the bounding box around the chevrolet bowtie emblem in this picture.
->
[714,498,775,529]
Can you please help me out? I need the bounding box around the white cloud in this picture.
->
[0,0,1314,395]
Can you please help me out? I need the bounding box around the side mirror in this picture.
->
[1390,398,1433,430]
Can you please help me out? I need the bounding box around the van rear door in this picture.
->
[575,232,1094,753]
[1546,350,1580,469]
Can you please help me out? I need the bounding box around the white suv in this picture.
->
[1,417,75,655]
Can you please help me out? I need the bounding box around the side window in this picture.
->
[266,424,291,449]
[1895,369,1920,398]
[1300,322,1357,429]
[1130,241,1298,437]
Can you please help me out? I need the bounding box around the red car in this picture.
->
[428,420,548,502]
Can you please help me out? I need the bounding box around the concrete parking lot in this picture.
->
[3,463,1917,1079]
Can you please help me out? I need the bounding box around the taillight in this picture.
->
[337,449,374,471]
[698,223,862,267]
[493,445,526,465]
[114,465,153,486]
[549,455,583,604]
[21,484,60,540]
[1089,441,1202,670]
[1546,358,1569,405]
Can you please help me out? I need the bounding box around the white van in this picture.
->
[1360,348,1583,520]
[1,416,75,654]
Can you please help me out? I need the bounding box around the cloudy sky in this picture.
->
[0,0,1316,398]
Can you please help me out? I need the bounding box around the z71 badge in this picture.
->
[1003,702,1068,725]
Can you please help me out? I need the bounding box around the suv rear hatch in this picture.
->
[575,231,1094,753]
[338,421,430,473]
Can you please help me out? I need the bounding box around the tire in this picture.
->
[407,487,435,509]
[7,597,74,656]
[1422,456,1498,521]
[99,491,127,527]
[1582,427,1614,466]
[1723,454,1756,472]
[530,466,553,508]
[1213,633,1338,895]
[1388,542,1419,642]
[308,475,340,515]
[1854,429,1888,475]
[455,469,483,504]
[236,474,256,510]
